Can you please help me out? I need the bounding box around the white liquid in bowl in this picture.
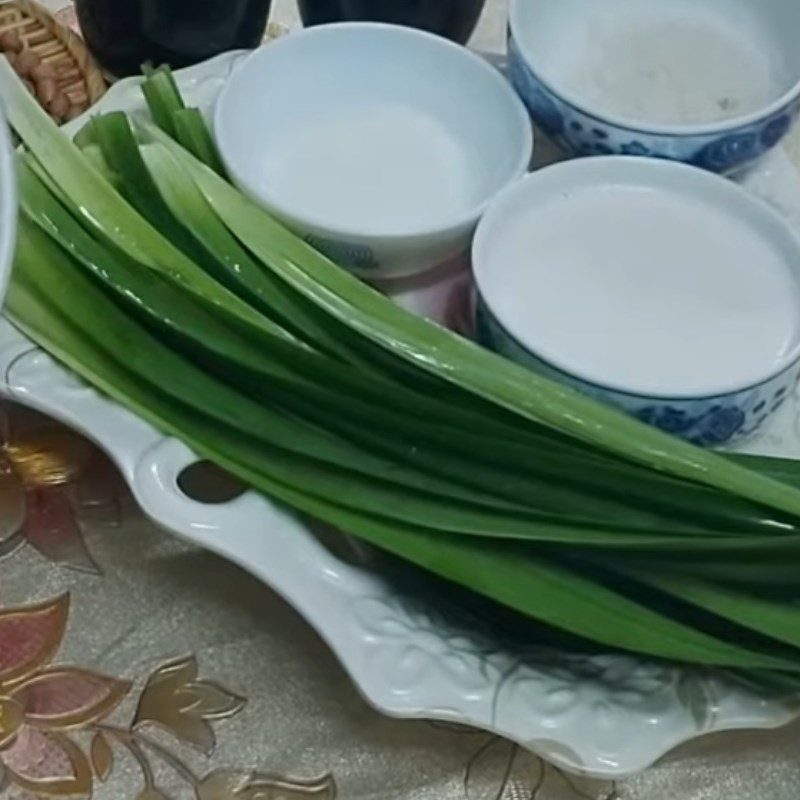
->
[524,0,790,126]
[483,182,800,397]
[261,103,481,233]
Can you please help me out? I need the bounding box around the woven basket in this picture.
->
[0,0,106,114]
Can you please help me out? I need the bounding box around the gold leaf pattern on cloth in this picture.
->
[10,668,131,729]
[0,586,336,800]
[0,405,338,799]
[0,408,121,574]
[196,771,336,800]
[4,431,90,489]
[88,732,113,783]
[0,596,69,688]
[3,729,93,797]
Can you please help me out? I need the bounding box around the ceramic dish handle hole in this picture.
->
[176,460,248,505]
[132,438,262,548]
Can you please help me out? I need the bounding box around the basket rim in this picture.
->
[4,0,107,105]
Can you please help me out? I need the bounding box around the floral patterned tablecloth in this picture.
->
[3,2,800,798]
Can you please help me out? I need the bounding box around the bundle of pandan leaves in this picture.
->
[4,55,800,692]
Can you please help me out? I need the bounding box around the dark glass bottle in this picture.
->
[75,0,273,77]
[298,0,487,44]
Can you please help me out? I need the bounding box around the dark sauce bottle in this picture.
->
[75,0,273,77]
[298,0,488,44]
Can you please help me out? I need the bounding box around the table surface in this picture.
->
[3,2,800,799]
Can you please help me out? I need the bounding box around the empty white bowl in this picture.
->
[0,102,16,308]
[508,0,800,172]
[215,23,533,278]
[474,157,800,446]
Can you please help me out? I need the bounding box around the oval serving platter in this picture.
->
[3,50,800,779]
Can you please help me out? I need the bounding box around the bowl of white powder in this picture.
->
[508,0,800,173]
[473,157,800,446]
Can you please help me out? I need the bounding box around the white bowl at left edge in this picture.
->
[0,101,17,308]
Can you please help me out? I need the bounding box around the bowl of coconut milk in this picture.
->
[473,157,800,446]
[215,23,533,279]
[508,0,800,173]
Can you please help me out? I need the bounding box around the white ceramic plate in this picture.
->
[4,51,800,779]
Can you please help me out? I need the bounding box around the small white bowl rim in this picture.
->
[509,0,800,137]
[0,101,16,310]
[473,155,800,400]
[215,22,534,241]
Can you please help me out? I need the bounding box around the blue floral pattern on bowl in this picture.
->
[304,234,379,271]
[476,301,800,447]
[507,33,800,174]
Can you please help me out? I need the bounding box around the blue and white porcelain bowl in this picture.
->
[478,307,800,447]
[473,157,800,446]
[508,0,800,174]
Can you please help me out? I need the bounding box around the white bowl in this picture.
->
[215,23,532,279]
[473,157,800,445]
[508,0,800,172]
[0,102,16,306]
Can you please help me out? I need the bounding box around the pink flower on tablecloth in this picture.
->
[0,407,336,797]
[0,595,131,797]
[0,593,332,799]
[0,411,123,574]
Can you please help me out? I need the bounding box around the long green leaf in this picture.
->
[136,139,371,362]
[622,570,800,651]
[141,65,185,137]
[8,59,800,682]
[0,58,299,350]
[23,151,800,542]
[91,113,217,269]
[172,107,228,176]
[139,124,800,521]
[136,140,800,540]
[9,256,800,674]
[24,213,758,547]
[17,215,599,535]
[7,57,797,533]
